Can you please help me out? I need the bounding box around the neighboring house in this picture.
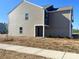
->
[8,0,73,38]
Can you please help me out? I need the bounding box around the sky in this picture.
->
[0,0,79,29]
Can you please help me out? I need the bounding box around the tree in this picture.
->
[72,29,79,34]
[0,23,8,34]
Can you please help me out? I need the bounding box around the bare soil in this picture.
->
[0,34,79,54]
[0,49,50,59]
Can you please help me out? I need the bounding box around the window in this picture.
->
[20,31,22,34]
[25,13,29,20]
[45,11,49,25]
[19,27,23,34]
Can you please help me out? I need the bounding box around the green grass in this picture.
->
[72,29,79,34]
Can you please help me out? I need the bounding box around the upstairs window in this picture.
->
[19,27,23,34]
[25,13,29,20]
[45,10,49,25]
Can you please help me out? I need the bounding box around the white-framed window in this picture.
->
[25,13,29,20]
[19,27,23,34]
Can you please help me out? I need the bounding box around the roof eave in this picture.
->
[43,4,53,9]
[48,8,73,13]
[24,0,43,9]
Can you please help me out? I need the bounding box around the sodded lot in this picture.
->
[0,49,50,59]
[0,34,79,54]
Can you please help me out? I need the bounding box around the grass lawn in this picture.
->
[0,35,79,54]
[0,49,50,59]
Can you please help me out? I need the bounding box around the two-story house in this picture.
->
[8,0,73,38]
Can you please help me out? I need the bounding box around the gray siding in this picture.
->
[45,10,72,38]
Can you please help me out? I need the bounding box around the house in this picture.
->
[8,0,73,38]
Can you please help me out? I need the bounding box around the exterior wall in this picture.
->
[45,10,72,38]
[8,2,44,37]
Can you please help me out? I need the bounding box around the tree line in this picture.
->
[0,23,8,34]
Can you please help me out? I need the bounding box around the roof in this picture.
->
[48,6,73,13]
[24,0,43,8]
[57,6,73,11]
[24,0,53,9]
[42,4,53,9]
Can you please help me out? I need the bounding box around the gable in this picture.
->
[8,1,23,15]
[8,0,44,15]
[24,0,43,8]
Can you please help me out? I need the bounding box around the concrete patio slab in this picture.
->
[36,49,65,59]
[16,47,43,54]
[0,43,79,59]
[0,44,11,49]
[0,44,23,50]
[63,52,79,59]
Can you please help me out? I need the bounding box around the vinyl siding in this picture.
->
[8,2,44,36]
[45,10,72,38]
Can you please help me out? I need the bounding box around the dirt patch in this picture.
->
[0,49,50,59]
[0,35,79,54]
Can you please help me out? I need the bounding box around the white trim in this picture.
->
[34,24,44,26]
[34,25,35,37]
[34,24,44,37]
[8,15,9,36]
[69,10,72,38]
[43,10,45,26]
[33,10,45,37]
[24,0,43,9]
